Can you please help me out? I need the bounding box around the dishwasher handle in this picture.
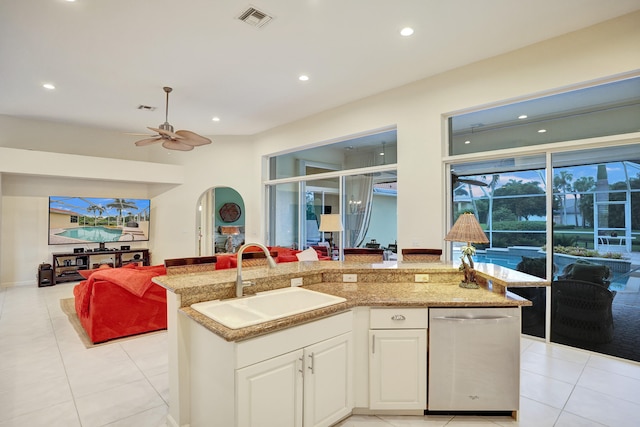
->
[431,315,516,323]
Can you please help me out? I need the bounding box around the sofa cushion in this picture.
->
[215,255,232,270]
[561,259,610,287]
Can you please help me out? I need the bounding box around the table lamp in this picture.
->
[220,226,241,253]
[444,212,489,288]
[318,214,343,259]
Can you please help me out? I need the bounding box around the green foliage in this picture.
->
[553,234,576,247]
[492,220,546,231]
[492,207,516,222]
[552,245,624,259]
[493,179,545,220]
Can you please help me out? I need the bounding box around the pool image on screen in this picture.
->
[49,196,150,245]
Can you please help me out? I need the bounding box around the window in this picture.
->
[266,130,397,256]
[449,76,640,156]
[446,76,640,359]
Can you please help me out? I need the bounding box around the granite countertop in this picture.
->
[153,260,549,295]
[173,267,536,342]
[153,260,545,342]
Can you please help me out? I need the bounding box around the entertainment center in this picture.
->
[51,248,150,284]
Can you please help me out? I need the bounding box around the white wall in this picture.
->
[148,135,256,265]
[252,12,640,253]
[1,11,639,286]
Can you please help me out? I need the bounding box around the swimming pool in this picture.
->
[56,226,122,242]
[473,247,635,292]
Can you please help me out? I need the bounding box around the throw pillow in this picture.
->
[296,247,319,261]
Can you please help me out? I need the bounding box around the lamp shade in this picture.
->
[318,214,343,232]
[444,213,488,244]
[220,226,241,235]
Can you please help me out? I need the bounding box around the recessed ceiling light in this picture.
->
[298,75,309,81]
[212,117,220,122]
[538,129,547,133]
[400,27,414,37]
[464,140,471,144]
[42,83,55,90]
[518,114,528,119]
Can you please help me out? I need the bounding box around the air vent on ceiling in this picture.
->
[137,105,156,111]
[237,6,273,28]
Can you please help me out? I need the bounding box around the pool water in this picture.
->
[475,252,631,292]
[56,226,122,242]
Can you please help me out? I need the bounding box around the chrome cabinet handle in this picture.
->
[391,314,406,321]
[308,353,315,374]
[298,357,303,373]
[372,334,375,354]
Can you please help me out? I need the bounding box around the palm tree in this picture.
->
[106,199,138,227]
[573,176,595,227]
[86,204,105,226]
[554,171,574,226]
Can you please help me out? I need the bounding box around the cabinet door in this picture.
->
[303,332,353,427]
[369,329,427,410]
[237,349,303,427]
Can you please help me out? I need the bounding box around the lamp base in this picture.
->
[459,281,479,289]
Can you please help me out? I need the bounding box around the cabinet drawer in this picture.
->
[370,308,428,329]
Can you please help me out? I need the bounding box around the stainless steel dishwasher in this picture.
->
[428,307,520,411]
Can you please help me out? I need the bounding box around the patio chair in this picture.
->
[510,256,551,335]
[551,279,615,344]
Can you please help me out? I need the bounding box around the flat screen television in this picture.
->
[48,196,151,245]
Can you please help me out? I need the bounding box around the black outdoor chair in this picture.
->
[551,279,615,344]
[511,257,549,334]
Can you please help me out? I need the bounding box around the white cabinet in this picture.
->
[236,332,353,427]
[237,349,304,427]
[187,311,353,427]
[303,334,353,427]
[368,308,427,410]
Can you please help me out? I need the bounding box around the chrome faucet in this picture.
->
[235,243,277,297]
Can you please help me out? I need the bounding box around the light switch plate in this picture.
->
[414,274,430,282]
[290,277,303,287]
[342,274,358,283]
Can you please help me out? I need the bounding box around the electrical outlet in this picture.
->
[290,277,303,287]
[342,274,358,283]
[415,274,430,282]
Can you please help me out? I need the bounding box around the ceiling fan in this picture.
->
[134,87,212,151]
[452,173,489,188]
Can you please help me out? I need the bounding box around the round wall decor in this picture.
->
[219,202,241,223]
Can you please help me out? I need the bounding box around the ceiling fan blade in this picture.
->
[134,137,163,146]
[162,140,194,151]
[175,130,212,146]
[148,126,182,140]
[458,178,489,187]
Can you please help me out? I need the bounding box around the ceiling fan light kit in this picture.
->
[134,86,212,151]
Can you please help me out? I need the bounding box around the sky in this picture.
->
[49,197,150,216]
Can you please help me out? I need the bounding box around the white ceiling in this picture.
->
[1,0,639,138]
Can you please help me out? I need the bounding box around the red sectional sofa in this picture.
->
[73,263,168,344]
[212,246,330,269]
[72,246,327,344]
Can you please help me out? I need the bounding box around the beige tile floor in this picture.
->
[1,282,640,426]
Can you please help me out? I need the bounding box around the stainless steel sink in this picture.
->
[191,287,346,329]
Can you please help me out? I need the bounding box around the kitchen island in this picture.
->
[153,260,547,427]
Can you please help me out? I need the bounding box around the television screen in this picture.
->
[49,196,150,245]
